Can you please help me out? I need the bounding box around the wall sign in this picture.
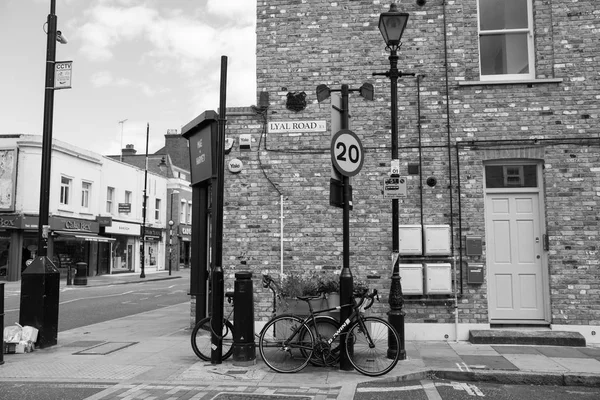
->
[228,158,243,173]
[267,120,326,134]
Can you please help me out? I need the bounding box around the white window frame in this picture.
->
[155,198,161,221]
[81,181,91,211]
[60,176,72,206]
[477,0,535,81]
[180,200,186,224]
[106,187,115,214]
[187,200,192,224]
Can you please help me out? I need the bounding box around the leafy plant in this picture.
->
[316,272,340,294]
[280,272,320,298]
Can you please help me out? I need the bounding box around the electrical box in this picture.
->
[398,264,423,295]
[424,225,451,256]
[466,236,483,256]
[467,264,484,284]
[398,225,422,255]
[424,263,452,294]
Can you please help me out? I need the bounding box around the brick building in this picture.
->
[190,1,600,342]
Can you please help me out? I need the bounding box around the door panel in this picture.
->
[486,193,545,321]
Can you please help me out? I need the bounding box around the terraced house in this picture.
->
[189,0,600,344]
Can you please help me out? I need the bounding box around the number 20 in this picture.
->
[336,142,360,163]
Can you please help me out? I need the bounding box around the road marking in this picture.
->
[356,384,422,393]
[421,380,443,400]
[457,362,472,372]
[60,291,135,305]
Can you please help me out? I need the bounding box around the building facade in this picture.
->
[0,134,168,281]
[189,1,600,342]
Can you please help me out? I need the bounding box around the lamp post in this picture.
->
[140,123,150,278]
[169,189,179,276]
[375,3,411,361]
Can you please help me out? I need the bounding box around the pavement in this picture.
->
[1,271,600,399]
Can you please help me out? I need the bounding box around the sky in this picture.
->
[0,0,257,157]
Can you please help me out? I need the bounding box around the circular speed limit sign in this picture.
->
[331,129,364,177]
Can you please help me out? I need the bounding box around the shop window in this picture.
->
[478,0,534,81]
[485,164,537,188]
[60,176,72,206]
[106,186,115,214]
[81,181,91,211]
[155,198,161,220]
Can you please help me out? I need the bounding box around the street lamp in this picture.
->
[140,124,150,278]
[375,2,411,361]
[169,189,179,276]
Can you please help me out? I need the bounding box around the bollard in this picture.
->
[74,262,87,286]
[232,271,255,365]
[1,282,4,365]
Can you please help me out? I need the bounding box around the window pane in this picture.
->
[485,165,537,188]
[480,33,529,75]
[479,0,528,31]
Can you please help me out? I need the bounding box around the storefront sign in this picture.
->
[179,225,191,242]
[144,227,163,240]
[104,221,141,236]
[50,216,99,233]
[22,216,38,230]
[96,216,113,227]
[0,214,21,229]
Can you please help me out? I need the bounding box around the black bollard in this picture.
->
[232,271,255,365]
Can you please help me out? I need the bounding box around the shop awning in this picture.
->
[54,231,116,242]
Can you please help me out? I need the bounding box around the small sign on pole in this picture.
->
[54,61,73,90]
[383,177,407,199]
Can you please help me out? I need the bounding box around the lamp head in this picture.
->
[378,4,409,48]
[169,220,174,227]
[158,156,167,173]
[316,84,331,103]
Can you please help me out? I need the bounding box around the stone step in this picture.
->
[469,330,586,347]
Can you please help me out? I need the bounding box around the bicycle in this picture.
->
[190,274,286,361]
[190,291,235,361]
[258,288,401,377]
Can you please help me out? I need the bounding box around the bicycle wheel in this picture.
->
[345,317,400,377]
[259,315,313,373]
[191,317,234,361]
[301,316,341,367]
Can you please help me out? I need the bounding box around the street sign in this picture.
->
[54,61,72,89]
[331,129,364,177]
[383,177,407,198]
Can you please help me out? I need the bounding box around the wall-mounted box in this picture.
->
[424,225,451,256]
[465,236,483,256]
[398,264,423,295]
[239,134,252,150]
[467,264,484,284]
[424,263,452,294]
[398,225,422,255]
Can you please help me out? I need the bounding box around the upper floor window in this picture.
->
[155,199,161,220]
[106,187,115,214]
[81,182,91,210]
[180,200,186,224]
[125,190,132,204]
[60,176,72,206]
[478,0,534,81]
[187,200,192,224]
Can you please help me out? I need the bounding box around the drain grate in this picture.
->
[73,342,138,355]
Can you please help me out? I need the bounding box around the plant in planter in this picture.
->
[278,271,324,316]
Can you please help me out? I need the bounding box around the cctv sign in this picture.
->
[54,61,72,89]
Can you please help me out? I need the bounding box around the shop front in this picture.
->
[0,215,44,281]
[179,225,191,269]
[144,227,164,271]
[50,216,111,277]
[103,220,140,274]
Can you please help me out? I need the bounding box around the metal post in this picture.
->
[387,47,406,360]
[168,221,173,276]
[18,0,61,349]
[140,123,149,278]
[210,56,228,364]
[339,84,354,371]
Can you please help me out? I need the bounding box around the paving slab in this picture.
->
[491,345,542,355]
[459,355,519,371]
[501,354,567,372]
[552,357,600,374]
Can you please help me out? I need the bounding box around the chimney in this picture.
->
[122,144,137,156]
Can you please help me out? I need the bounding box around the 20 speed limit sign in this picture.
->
[331,129,364,177]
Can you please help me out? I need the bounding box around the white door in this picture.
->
[485,193,545,321]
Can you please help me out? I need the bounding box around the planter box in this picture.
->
[276,298,327,317]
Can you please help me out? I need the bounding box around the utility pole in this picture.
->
[118,119,127,162]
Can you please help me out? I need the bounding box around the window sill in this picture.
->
[57,206,74,213]
[457,78,563,87]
